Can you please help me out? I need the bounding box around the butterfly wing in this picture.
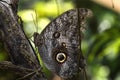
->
[36,8,92,78]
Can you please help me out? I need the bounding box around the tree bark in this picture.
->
[0,0,47,80]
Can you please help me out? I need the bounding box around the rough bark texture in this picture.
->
[0,0,47,80]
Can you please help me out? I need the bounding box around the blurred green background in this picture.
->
[0,0,120,80]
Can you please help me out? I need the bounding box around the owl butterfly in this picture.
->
[34,8,92,79]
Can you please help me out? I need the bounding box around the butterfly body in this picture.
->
[34,8,92,79]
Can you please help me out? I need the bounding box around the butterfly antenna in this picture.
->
[31,10,39,34]
[31,10,41,60]
[31,10,39,42]
[28,12,36,43]
[55,0,60,15]
[35,10,39,33]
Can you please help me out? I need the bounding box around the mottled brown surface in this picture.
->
[0,0,46,80]
[34,8,92,80]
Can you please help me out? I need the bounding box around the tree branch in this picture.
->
[0,0,47,79]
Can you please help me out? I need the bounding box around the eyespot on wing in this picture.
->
[36,8,93,79]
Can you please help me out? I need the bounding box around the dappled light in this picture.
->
[0,0,120,80]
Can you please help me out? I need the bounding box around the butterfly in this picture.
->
[34,8,92,79]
